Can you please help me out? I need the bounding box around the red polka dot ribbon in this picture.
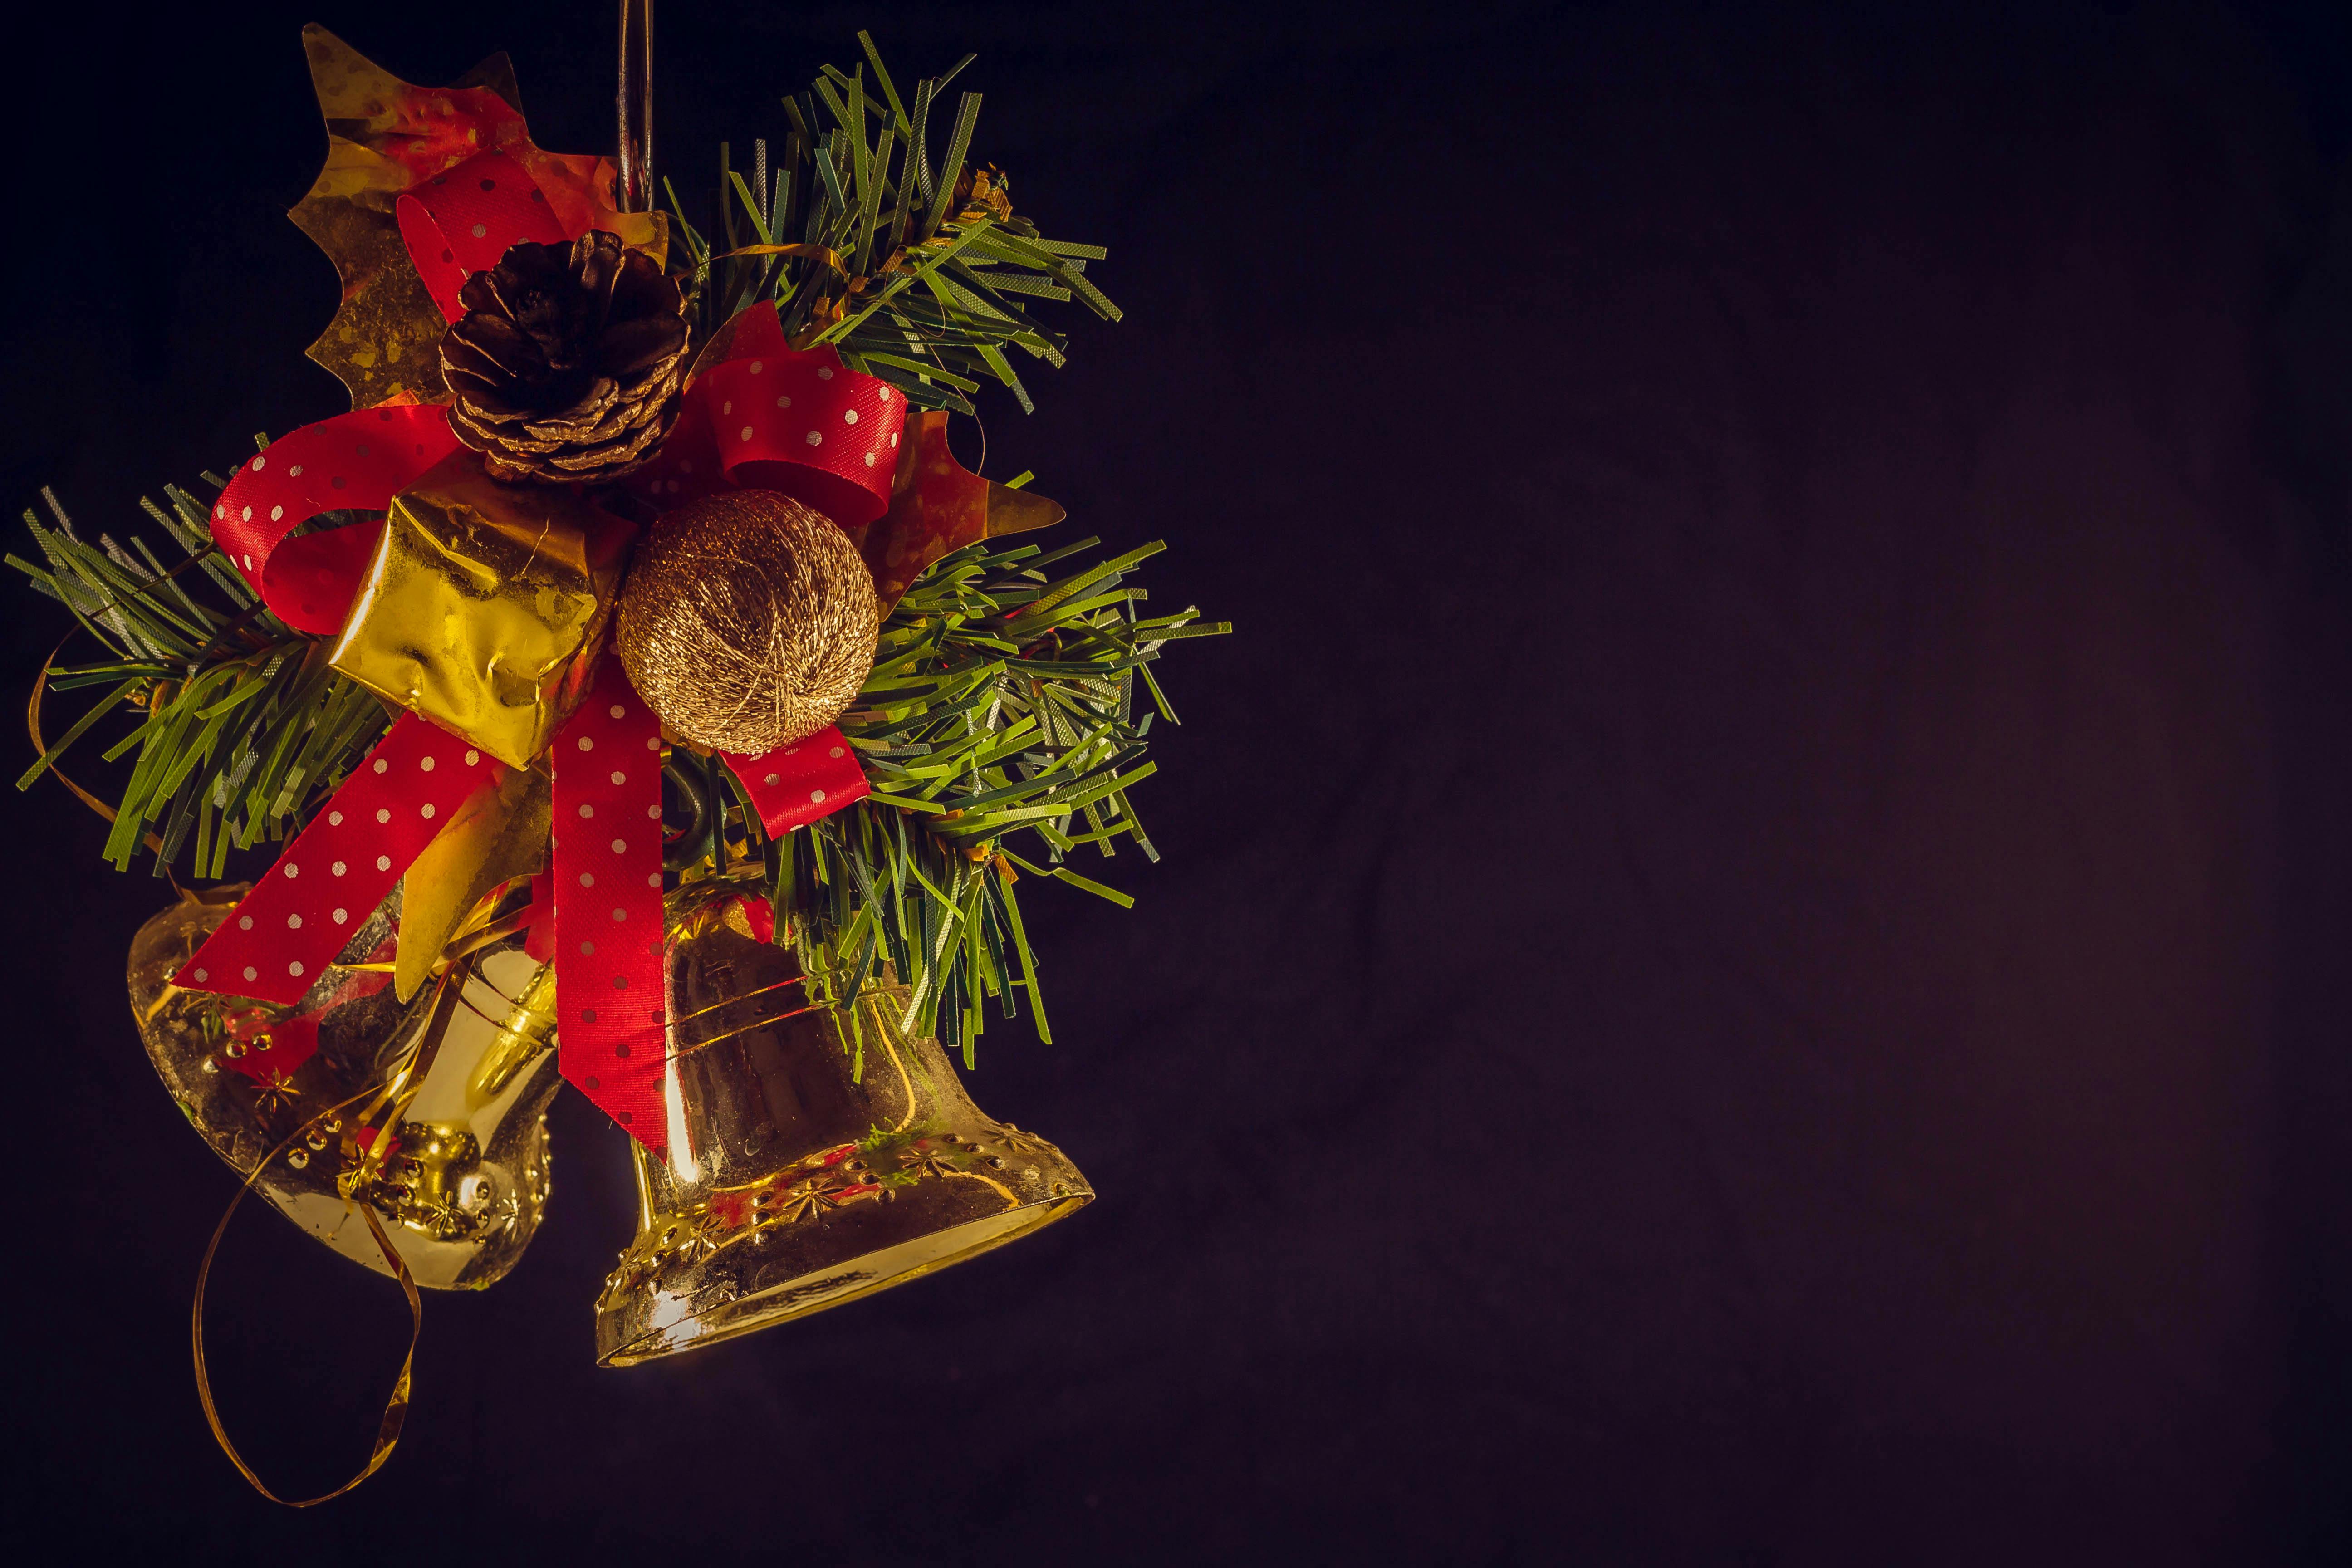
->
[210,405,463,633]
[623,303,902,526]
[394,151,570,323]
[179,181,882,1155]
[725,726,872,837]
[219,958,398,1089]
[548,657,671,1149]
[173,715,506,1006]
[208,155,568,635]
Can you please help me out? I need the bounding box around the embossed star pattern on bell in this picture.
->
[129,886,562,1290]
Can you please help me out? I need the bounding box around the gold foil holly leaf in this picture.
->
[853,410,1066,611]
[289,26,521,409]
[289,24,668,411]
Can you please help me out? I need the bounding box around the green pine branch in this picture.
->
[664,33,1118,417]
[15,479,1231,1067]
[15,36,1212,1074]
[9,473,392,877]
[677,536,1227,1068]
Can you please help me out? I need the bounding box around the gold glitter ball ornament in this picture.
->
[615,491,881,755]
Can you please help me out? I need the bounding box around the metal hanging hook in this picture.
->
[617,0,655,212]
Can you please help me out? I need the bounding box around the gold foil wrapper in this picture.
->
[328,451,630,768]
[395,765,551,1001]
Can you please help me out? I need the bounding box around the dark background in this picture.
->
[5,0,2352,1560]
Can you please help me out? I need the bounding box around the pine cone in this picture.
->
[440,231,690,484]
[900,166,1015,249]
[957,165,1015,225]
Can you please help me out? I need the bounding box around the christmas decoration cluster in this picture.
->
[15,20,1224,1503]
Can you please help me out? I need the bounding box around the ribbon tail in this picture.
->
[211,405,463,632]
[176,715,506,1006]
[549,659,670,1151]
[724,726,871,838]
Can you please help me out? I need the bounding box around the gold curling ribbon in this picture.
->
[190,1089,424,1504]
[27,642,164,855]
[711,241,849,270]
[708,243,922,342]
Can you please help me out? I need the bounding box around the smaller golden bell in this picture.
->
[595,901,1092,1364]
[130,887,561,1289]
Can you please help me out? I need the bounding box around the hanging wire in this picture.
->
[617,0,655,211]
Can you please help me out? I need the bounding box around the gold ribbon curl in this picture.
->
[710,241,925,343]
[190,1083,424,1507]
[28,641,164,856]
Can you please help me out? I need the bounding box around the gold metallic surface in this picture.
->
[613,490,880,755]
[327,450,631,768]
[852,409,1065,612]
[130,889,563,1290]
[285,26,521,407]
[394,766,550,1001]
[985,478,1067,538]
[594,905,1091,1364]
[289,25,671,410]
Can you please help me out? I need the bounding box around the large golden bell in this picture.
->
[129,887,561,1289]
[595,900,1093,1365]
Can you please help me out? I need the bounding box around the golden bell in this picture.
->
[129,886,561,1289]
[594,901,1093,1365]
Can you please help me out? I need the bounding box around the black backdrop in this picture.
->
[6,1,2352,1561]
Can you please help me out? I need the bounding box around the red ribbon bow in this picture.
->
[175,159,884,1152]
[622,301,906,523]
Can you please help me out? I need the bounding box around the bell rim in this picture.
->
[594,1189,1090,1367]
